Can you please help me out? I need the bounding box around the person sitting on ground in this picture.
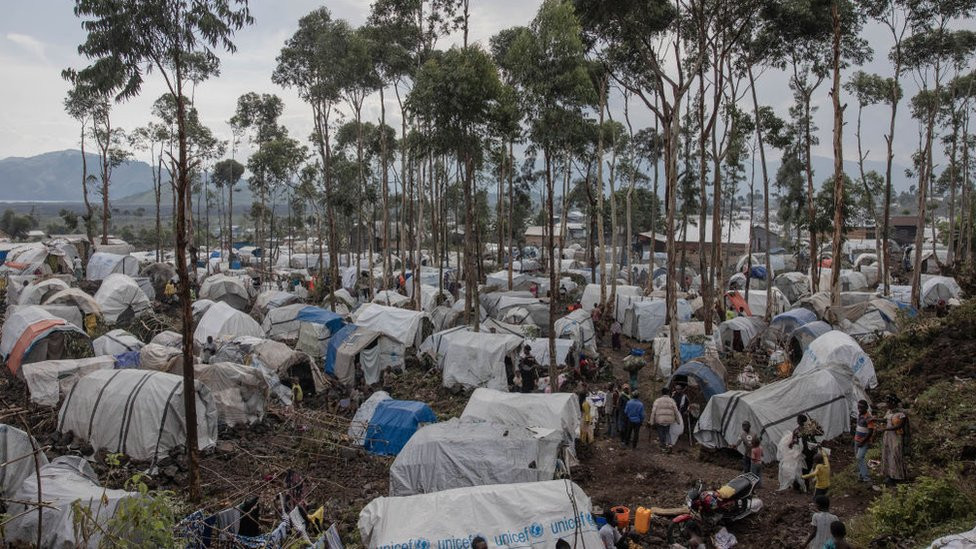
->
[650,386,681,452]
[599,508,622,549]
[733,421,756,473]
[164,278,177,304]
[804,495,838,549]
[825,520,852,549]
[802,448,831,498]
[201,335,217,364]
[750,437,764,489]
[519,345,538,393]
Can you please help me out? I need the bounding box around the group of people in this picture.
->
[602,381,688,452]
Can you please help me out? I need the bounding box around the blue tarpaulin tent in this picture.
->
[364,400,437,456]
[324,324,357,375]
[750,266,768,280]
[679,343,705,364]
[296,306,345,334]
[670,361,727,401]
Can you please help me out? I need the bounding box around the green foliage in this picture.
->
[72,473,186,548]
[0,209,39,239]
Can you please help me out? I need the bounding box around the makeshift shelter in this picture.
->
[93,329,144,356]
[323,288,356,315]
[788,320,832,365]
[1,306,88,376]
[57,369,218,461]
[17,277,70,305]
[920,276,961,307]
[794,330,878,389]
[829,298,899,342]
[461,388,580,447]
[140,262,177,298]
[0,424,48,499]
[3,244,67,275]
[418,284,453,313]
[580,283,642,312]
[349,391,392,446]
[199,274,254,311]
[3,456,135,549]
[773,272,811,304]
[373,290,410,308]
[745,287,791,317]
[295,306,346,359]
[480,291,533,317]
[389,418,563,496]
[252,290,300,319]
[670,361,727,401]
[191,299,216,322]
[694,366,855,463]
[150,330,183,348]
[363,399,437,456]
[818,269,869,293]
[329,327,402,386]
[260,303,309,341]
[194,301,264,347]
[189,362,269,426]
[728,271,768,291]
[553,308,598,356]
[797,291,832,319]
[353,303,429,348]
[420,328,524,390]
[139,343,183,372]
[210,337,325,397]
[621,299,693,342]
[21,356,116,406]
[93,274,151,325]
[486,269,530,289]
[718,316,767,352]
[358,480,602,547]
[451,297,487,322]
[764,308,817,348]
[86,252,139,281]
[43,287,101,316]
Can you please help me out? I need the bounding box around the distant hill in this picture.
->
[0,149,154,202]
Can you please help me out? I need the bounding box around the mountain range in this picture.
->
[0,148,915,204]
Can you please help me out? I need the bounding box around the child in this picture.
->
[750,437,763,488]
[804,495,838,549]
[802,448,831,498]
[825,520,852,549]
[734,421,755,473]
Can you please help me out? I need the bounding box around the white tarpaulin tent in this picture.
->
[58,369,218,461]
[462,388,581,447]
[3,456,136,549]
[622,299,692,342]
[580,283,642,312]
[192,299,216,322]
[694,366,854,464]
[93,274,151,325]
[418,284,453,313]
[261,303,308,341]
[554,308,598,356]
[86,252,139,281]
[21,356,117,406]
[358,480,601,548]
[389,418,562,496]
[373,290,411,308]
[186,362,269,427]
[921,276,961,307]
[252,290,300,319]
[420,328,524,390]
[44,288,101,316]
[0,424,48,499]
[353,303,428,347]
[194,301,264,347]
[486,270,530,289]
[830,299,899,342]
[93,329,144,356]
[818,269,869,293]
[199,274,254,311]
[773,272,811,304]
[349,390,392,446]
[717,316,767,352]
[794,330,878,389]
[17,278,70,305]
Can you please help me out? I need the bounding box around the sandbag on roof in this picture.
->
[694,366,854,464]
[94,274,151,325]
[420,328,524,391]
[58,369,218,461]
[199,274,254,311]
[0,424,48,499]
[0,306,88,376]
[358,479,602,548]
[3,456,136,549]
[21,356,117,406]
[86,252,139,281]
[353,303,428,347]
[363,399,437,456]
[554,308,598,356]
[17,277,70,305]
[194,301,264,347]
[389,418,562,496]
[462,388,581,447]
[794,330,878,389]
[349,390,392,446]
[44,287,101,316]
[718,316,767,352]
[93,329,144,356]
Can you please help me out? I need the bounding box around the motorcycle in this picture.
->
[667,472,763,544]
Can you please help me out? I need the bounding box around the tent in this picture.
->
[3,244,66,275]
[0,424,48,499]
[43,287,102,316]
[773,272,811,304]
[621,299,693,342]
[788,320,832,364]
[86,252,139,281]
[420,328,524,390]
[17,277,70,305]
[194,301,264,347]
[199,274,254,311]
[358,480,602,548]
[295,306,346,358]
[353,303,429,347]
[461,388,580,447]
[818,269,869,293]
[93,329,144,356]
[7,303,85,333]
[670,361,727,401]
[744,287,791,317]
[829,298,899,342]
[580,283,642,312]
[763,308,817,348]
[349,390,392,446]
[363,399,437,456]
[373,290,411,308]
[93,273,151,325]
[389,418,562,496]
[3,456,136,549]
[58,369,218,461]
[324,323,357,376]
[481,291,533,317]
[486,269,530,289]
[554,308,598,356]
[1,306,88,376]
[694,366,854,463]
[21,357,116,407]
[794,330,878,389]
[260,303,309,341]
[330,326,403,386]
[188,362,269,427]
[717,316,767,352]
[208,337,325,397]
[150,330,183,348]
[920,276,961,307]
[418,284,453,313]
[140,262,177,298]
[252,290,300,319]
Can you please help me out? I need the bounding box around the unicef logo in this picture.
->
[529,523,544,538]
[416,538,431,549]
[586,513,596,526]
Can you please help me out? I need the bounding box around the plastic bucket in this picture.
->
[610,506,630,528]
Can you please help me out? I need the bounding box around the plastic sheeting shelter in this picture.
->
[1,306,88,376]
[363,399,437,456]
[3,456,135,549]
[358,480,602,548]
[773,272,811,304]
[17,278,70,305]
[373,290,410,308]
[420,328,524,390]
[0,424,48,499]
[324,324,357,376]
[261,303,308,341]
[389,418,562,496]
[764,308,817,347]
[694,367,854,463]
[190,362,269,427]
[553,308,598,356]
[794,330,878,389]
[353,303,428,347]
[622,299,692,342]
[818,269,869,293]
[194,301,264,347]
[921,276,961,307]
[580,283,642,313]
[462,388,581,447]
[58,369,218,461]
[295,306,346,358]
[93,329,144,356]
[86,252,139,281]
[330,327,401,386]
[252,290,300,319]
[670,361,726,401]
[199,274,253,311]
[788,320,832,364]
[718,316,767,352]
[21,356,117,406]
[93,274,151,325]
[43,288,101,316]
[348,391,392,446]
[830,299,898,342]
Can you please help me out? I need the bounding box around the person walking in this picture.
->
[802,448,831,498]
[610,319,622,350]
[854,400,875,483]
[650,387,680,452]
[518,345,538,394]
[623,390,644,449]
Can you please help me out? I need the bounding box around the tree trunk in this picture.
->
[80,123,95,251]
[804,95,819,292]
[155,154,163,263]
[665,104,682,374]
[747,66,774,321]
[381,86,390,291]
[697,70,711,331]
[881,51,902,296]
[508,141,515,290]
[829,2,845,308]
[545,151,558,388]
[596,77,608,307]
[100,115,111,246]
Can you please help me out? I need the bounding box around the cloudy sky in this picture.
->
[0,1,946,174]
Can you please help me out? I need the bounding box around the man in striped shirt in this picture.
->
[854,400,875,482]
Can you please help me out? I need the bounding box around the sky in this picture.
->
[0,1,952,179]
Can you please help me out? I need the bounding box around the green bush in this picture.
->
[852,474,975,545]
[72,473,185,548]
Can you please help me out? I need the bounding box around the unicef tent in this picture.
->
[358,480,602,548]
[554,308,598,356]
[462,388,580,447]
[794,330,878,390]
[93,274,151,325]
[17,278,70,305]
[717,316,767,352]
[670,361,726,401]
[92,329,144,356]
[86,252,139,281]
[419,328,524,390]
[763,308,817,348]
[194,301,264,347]
[1,306,88,376]
[363,400,437,456]
[389,418,563,496]
[199,274,254,311]
[788,320,832,364]
[0,424,48,499]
